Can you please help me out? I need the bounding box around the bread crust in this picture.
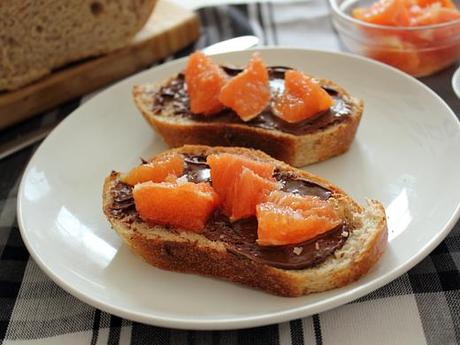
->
[133,78,363,167]
[102,145,387,297]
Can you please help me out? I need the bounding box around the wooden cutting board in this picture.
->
[0,0,200,130]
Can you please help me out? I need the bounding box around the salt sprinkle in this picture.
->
[341,231,349,237]
[293,247,303,255]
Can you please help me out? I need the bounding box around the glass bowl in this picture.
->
[329,0,460,77]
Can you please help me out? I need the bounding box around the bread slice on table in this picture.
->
[0,0,157,91]
[133,76,363,168]
[103,145,387,297]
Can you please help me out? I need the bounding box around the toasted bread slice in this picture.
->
[133,77,363,168]
[102,145,387,297]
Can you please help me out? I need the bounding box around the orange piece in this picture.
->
[207,153,277,220]
[133,180,219,232]
[273,70,333,123]
[352,0,412,26]
[185,51,226,115]
[229,168,279,221]
[413,6,460,25]
[257,191,341,246]
[367,36,421,75]
[369,48,421,75]
[416,0,456,9]
[123,154,184,186]
[218,54,271,121]
[353,0,458,26]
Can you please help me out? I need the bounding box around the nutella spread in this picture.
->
[203,214,347,270]
[152,66,352,136]
[183,154,211,183]
[109,155,349,270]
[109,179,135,217]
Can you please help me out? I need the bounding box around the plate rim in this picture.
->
[17,47,460,330]
[452,66,460,99]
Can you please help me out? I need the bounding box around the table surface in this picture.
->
[1,1,460,344]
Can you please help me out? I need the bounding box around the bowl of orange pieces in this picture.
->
[329,0,460,77]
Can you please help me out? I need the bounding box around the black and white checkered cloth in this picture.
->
[1,1,459,344]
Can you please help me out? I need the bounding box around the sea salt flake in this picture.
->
[293,247,303,255]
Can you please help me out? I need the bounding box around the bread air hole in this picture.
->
[90,2,104,16]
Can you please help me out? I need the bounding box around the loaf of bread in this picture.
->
[103,145,387,297]
[0,0,157,91]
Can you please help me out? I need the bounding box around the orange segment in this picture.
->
[369,49,421,75]
[185,51,226,115]
[229,168,280,221]
[207,153,277,220]
[256,191,341,246]
[416,0,456,9]
[133,180,219,232]
[266,191,338,218]
[413,6,460,25]
[367,36,421,75]
[218,54,271,121]
[122,154,184,186]
[353,0,458,26]
[273,70,333,123]
[352,0,412,26]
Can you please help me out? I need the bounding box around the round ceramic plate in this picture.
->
[452,66,460,98]
[18,48,460,330]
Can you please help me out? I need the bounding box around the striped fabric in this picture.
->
[1,1,459,344]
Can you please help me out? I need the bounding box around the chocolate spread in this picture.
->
[109,179,135,216]
[203,214,347,270]
[183,154,211,183]
[152,66,352,136]
[109,155,349,270]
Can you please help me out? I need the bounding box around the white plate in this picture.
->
[18,48,460,330]
[452,66,460,98]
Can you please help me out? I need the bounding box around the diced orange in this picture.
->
[353,0,459,26]
[122,154,184,186]
[367,36,421,75]
[256,191,341,246]
[185,51,227,115]
[207,153,277,220]
[218,54,271,121]
[370,49,421,75]
[413,6,460,25]
[273,70,333,123]
[228,168,279,221]
[352,0,412,26]
[416,0,456,9]
[207,153,274,183]
[133,180,219,232]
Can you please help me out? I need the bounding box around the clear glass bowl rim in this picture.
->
[329,0,460,31]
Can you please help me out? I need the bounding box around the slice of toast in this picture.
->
[102,145,387,297]
[133,75,363,168]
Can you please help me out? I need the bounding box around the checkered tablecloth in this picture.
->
[1,1,460,344]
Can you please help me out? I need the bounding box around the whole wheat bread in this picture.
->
[102,145,387,297]
[133,77,363,168]
[0,0,157,91]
